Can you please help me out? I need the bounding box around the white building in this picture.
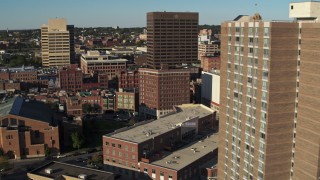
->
[201,71,220,112]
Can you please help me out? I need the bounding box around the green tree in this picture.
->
[128,118,136,126]
[82,103,93,114]
[91,153,103,165]
[45,147,51,157]
[0,156,9,170]
[93,103,101,113]
[70,132,84,151]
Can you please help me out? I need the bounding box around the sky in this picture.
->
[0,0,296,30]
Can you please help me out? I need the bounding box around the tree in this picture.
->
[0,156,9,170]
[90,153,103,165]
[70,132,84,151]
[45,147,51,157]
[82,103,93,114]
[128,118,136,126]
[93,103,101,113]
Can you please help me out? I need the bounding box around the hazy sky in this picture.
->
[1,0,295,30]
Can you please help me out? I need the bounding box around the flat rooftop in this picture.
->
[82,58,128,63]
[147,133,219,171]
[28,161,113,180]
[106,104,213,143]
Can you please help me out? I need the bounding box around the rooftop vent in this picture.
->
[146,130,153,137]
[45,168,53,174]
[173,156,180,159]
[78,174,87,179]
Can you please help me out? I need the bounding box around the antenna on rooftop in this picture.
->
[255,2,258,13]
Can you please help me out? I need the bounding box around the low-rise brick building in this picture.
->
[200,56,221,72]
[0,80,20,91]
[59,65,83,92]
[103,104,218,180]
[117,70,139,90]
[0,97,60,159]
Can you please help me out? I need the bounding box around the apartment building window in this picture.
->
[112,150,115,155]
[235,27,240,35]
[262,81,268,91]
[264,27,270,36]
[254,48,259,56]
[255,27,259,36]
[249,48,254,56]
[240,27,244,35]
[263,49,269,58]
[132,155,136,160]
[118,144,122,149]
[106,149,109,154]
[263,38,269,47]
[112,143,115,147]
[259,143,265,152]
[249,27,253,36]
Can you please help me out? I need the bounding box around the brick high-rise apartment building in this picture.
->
[146,12,198,69]
[218,2,320,180]
[139,68,190,119]
[289,2,320,179]
[41,18,74,67]
[218,15,299,180]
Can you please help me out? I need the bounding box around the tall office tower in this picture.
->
[41,18,73,67]
[289,2,320,179]
[218,15,299,180]
[146,12,199,69]
[67,25,75,64]
[139,68,190,119]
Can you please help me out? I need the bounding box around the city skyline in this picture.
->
[1,0,295,30]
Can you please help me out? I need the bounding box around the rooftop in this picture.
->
[0,96,56,125]
[28,161,113,180]
[107,104,213,143]
[146,133,218,171]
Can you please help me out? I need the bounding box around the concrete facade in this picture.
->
[41,18,72,67]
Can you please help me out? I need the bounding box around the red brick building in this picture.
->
[139,68,190,119]
[10,71,38,83]
[117,70,139,90]
[59,65,83,92]
[65,96,83,117]
[200,56,221,72]
[103,104,217,180]
[0,80,20,91]
[0,97,60,159]
[0,72,10,80]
